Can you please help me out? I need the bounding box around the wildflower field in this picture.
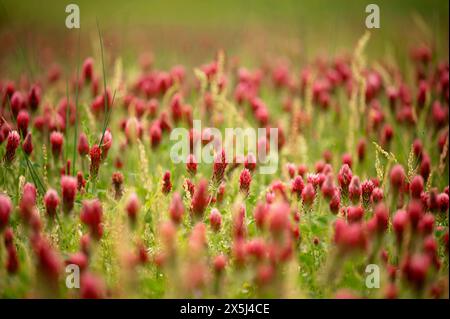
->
[0,0,449,299]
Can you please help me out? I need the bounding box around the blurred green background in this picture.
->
[0,0,448,71]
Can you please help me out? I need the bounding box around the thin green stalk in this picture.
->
[96,19,110,147]
[72,30,81,176]
[16,128,45,195]
[65,79,70,160]
[23,151,45,195]
[99,90,116,146]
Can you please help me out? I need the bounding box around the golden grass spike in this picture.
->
[347,87,358,155]
[217,95,248,128]
[298,134,308,165]
[411,13,432,40]
[439,135,449,174]
[194,68,208,97]
[348,32,370,157]
[112,57,123,97]
[83,103,96,129]
[42,144,48,185]
[407,143,417,180]
[304,72,314,119]
[287,98,301,158]
[373,62,392,87]
[353,31,371,71]
[372,141,396,161]
[137,138,151,189]
[18,175,25,195]
[389,151,398,163]
[162,82,180,110]
[426,169,434,192]
[374,147,384,182]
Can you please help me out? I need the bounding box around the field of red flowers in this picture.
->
[0,1,449,299]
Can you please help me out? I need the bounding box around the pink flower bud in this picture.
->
[188,222,207,255]
[393,209,408,242]
[170,93,183,123]
[233,205,247,240]
[390,164,406,191]
[374,203,389,234]
[413,139,423,158]
[338,164,352,195]
[22,132,33,155]
[80,199,103,239]
[77,133,90,156]
[44,189,60,217]
[371,187,384,204]
[403,253,430,289]
[347,206,364,223]
[28,85,41,111]
[80,272,106,299]
[33,236,63,282]
[162,171,172,194]
[149,122,162,148]
[125,193,140,222]
[407,200,423,230]
[100,130,112,160]
[244,153,257,171]
[61,175,77,213]
[268,202,290,234]
[212,149,228,186]
[357,139,366,161]
[209,208,222,232]
[334,220,367,252]
[330,191,341,214]
[239,168,252,196]
[125,117,142,144]
[6,244,19,274]
[417,81,428,107]
[341,153,353,168]
[410,175,424,199]
[419,214,434,235]
[213,254,227,273]
[0,194,13,230]
[349,176,362,203]
[186,154,197,175]
[301,183,315,206]
[89,144,102,178]
[253,202,269,229]
[82,57,95,83]
[361,180,374,204]
[80,234,91,256]
[420,154,431,181]
[216,182,226,203]
[191,179,209,218]
[17,110,29,136]
[169,192,184,224]
[5,130,20,163]
[256,264,275,286]
[77,171,86,191]
[321,174,335,199]
[291,175,305,198]
[50,131,64,158]
[111,172,124,199]
[66,252,88,272]
[438,193,449,212]
[286,163,296,178]
[20,183,37,221]
[382,124,394,146]
[10,92,25,117]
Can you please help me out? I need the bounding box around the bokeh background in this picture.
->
[0,0,448,74]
